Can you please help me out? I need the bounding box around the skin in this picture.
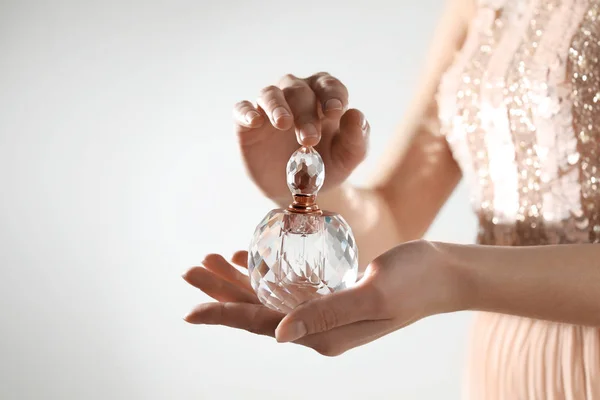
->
[184,0,600,356]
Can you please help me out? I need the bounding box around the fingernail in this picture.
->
[324,98,343,112]
[360,114,368,130]
[276,320,307,343]
[272,107,290,122]
[299,123,319,145]
[245,111,261,124]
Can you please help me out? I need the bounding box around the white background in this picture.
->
[0,1,478,399]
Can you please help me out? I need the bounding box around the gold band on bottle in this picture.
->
[287,194,322,214]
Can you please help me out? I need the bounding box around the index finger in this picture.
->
[184,302,284,337]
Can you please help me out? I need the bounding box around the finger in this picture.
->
[297,319,396,357]
[231,250,249,269]
[330,108,369,171]
[183,266,260,304]
[278,74,321,147]
[201,254,252,292]
[233,100,265,131]
[274,282,381,342]
[306,72,349,118]
[184,302,284,337]
[256,85,293,131]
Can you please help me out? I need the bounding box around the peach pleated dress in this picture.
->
[436,0,600,397]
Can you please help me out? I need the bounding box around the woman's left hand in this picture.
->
[183,240,469,356]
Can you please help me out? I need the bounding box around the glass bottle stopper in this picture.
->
[286,146,324,214]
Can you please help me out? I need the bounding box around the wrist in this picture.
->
[431,241,478,314]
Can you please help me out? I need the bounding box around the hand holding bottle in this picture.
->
[183,241,468,356]
[234,72,370,202]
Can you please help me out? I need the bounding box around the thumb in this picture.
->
[330,108,369,171]
[274,282,379,343]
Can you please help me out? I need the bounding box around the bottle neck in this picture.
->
[287,194,321,214]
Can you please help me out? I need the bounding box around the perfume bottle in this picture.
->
[248,146,359,313]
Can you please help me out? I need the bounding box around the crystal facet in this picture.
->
[248,210,358,313]
[286,147,324,195]
[248,146,358,313]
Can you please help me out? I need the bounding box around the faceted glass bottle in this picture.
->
[248,146,358,313]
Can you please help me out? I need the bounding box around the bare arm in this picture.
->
[266,241,600,352]
[318,0,475,267]
[443,243,600,326]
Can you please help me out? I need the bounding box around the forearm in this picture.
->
[445,243,600,327]
[316,174,460,268]
[318,185,402,268]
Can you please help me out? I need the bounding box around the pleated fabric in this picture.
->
[465,313,600,399]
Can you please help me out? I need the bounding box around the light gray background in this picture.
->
[0,1,478,399]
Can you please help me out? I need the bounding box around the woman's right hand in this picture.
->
[234,72,370,202]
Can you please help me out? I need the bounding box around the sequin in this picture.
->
[437,0,600,247]
[504,0,561,244]
[569,2,600,243]
[453,8,511,245]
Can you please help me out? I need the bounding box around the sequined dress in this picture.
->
[436,0,600,397]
